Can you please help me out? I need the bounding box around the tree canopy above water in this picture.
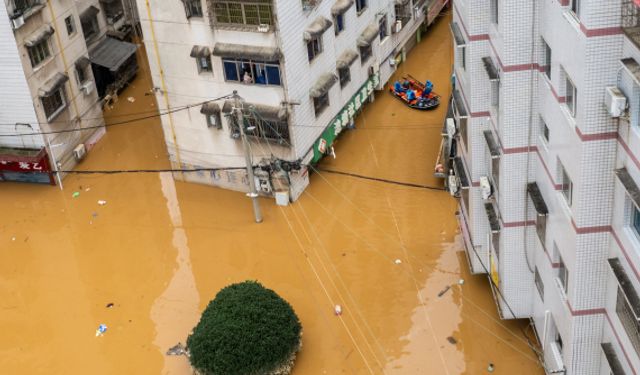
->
[187,281,302,375]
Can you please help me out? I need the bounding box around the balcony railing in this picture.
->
[623,0,640,48]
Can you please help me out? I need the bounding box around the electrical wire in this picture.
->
[19,166,246,175]
[316,168,446,191]
[248,91,543,365]
[0,93,233,137]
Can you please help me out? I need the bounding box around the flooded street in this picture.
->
[0,13,543,375]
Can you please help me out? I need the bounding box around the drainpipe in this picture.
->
[143,0,184,179]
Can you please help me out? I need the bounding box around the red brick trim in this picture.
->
[580,24,623,38]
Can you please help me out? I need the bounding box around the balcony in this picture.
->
[623,0,640,49]
[8,0,45,29]
[208,0,275,32]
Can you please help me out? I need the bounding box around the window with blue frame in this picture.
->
[221,58,281,86]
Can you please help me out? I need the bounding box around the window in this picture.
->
[313,93,329,117]
[76,64,87,84]
[565,74,577,117]
[556,332,564,354]
[542,120,549,143]
[378,15,388,40]
[543,39,551,79]
[307,36,323,62]
[560,162,573,206]
[355,0,367,14]
[27,39,51,67]
[571,0,580,18]
[490,0,498,24]
[616,286,640,357]
[557,254,568,294]
[359,45,372,63]
[492,156,500,191]
[338,66,351,88]
[212,1,273,26]
[13,0,38,14]
[243,115,290,143]
[534,267,544,301]
[184,0,203,18]
[206,113,222,129]
[197,56,212,73]
[65,16,75,35]
[222,58,281,86]
[459,46,466,71]
[394,3,412,26]
[80,14,99,42]
[334,14,345,35]
[41,88,66,120]
[633,205,640,238]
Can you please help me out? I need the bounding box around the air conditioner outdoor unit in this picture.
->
[257,24,270,32]
[480,176,492,200]
[394,20,402,33]
[446,118,456,138]
[81,81,94,95]
[12,15,24,29]
[448,170,459,196]
[73,144,86,161]
[605,86,627,118]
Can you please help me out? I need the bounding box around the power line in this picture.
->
[18,166,246,175]
[0,93,233,137]
[317,168,446,191]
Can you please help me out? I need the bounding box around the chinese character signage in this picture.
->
[312,72,380,163]
[0,148,54,185]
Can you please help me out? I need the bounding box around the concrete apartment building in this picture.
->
[449,0,640,374]
[0,0,138,184]
[138,0,449,201]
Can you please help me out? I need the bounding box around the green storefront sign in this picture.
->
[312,72,381,163]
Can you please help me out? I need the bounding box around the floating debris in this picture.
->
[446,336,457,345]
[11,237,16,241]
[127,97,136,103]
[458,279,465,285]
[437,285,451,297]
[97,200,107,206]
[394,259,402,265]
[166,342,187,356]
[334,305,343,316]
[95,324,108,337]
[487,363,495,372]
[106,303,114,308]
[72,192,80,198]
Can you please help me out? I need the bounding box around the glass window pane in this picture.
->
[265,65,280,86]
[254,63,267,85]
[223,60,239,81]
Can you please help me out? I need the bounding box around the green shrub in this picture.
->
[187,281,302,375]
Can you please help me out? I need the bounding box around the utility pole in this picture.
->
[233,91,263,223]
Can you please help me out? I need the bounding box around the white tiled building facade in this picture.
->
[138,0,449,201]
[451,0,640,374]
[0,0,138,184]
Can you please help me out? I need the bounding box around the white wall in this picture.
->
[0,3,42,149]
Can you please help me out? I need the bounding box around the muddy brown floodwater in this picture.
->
[0,12,543,375]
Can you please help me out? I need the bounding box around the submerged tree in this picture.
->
[187,281,302,375]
